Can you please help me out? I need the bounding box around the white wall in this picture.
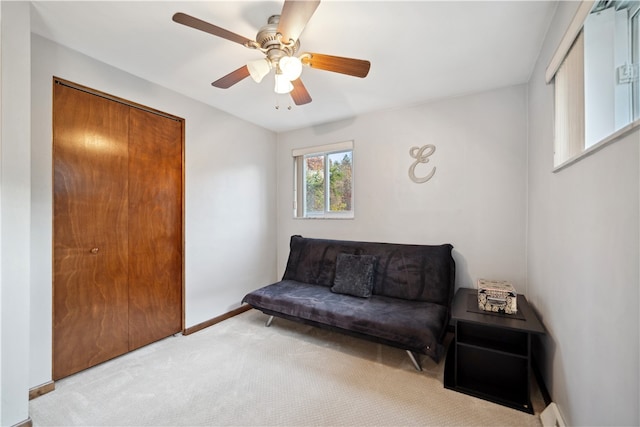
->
[30,35,278,390]
[527,2,640,426]
[0,2,31,425]
[0,2,30,425]
[276,85,528,292]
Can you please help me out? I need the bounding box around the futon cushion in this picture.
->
[331,254,377,298]
[242,280,449,360]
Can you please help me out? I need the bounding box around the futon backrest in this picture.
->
[282,235,455,306]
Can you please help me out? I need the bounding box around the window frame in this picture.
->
[292,141,354,219]
[547,0,640,172]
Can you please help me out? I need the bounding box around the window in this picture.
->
[632,6,640,120]
[548,0,640,169]
[293,141,354,218]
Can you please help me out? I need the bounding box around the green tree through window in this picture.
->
[302,149,353,217]
[328,152,352,212]
[304,155,324,214]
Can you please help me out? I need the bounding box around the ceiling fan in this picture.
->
[172,0,371,106]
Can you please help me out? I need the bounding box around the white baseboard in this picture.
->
[541,402,566,427]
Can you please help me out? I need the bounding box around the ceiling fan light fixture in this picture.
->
[279,56,303,81]
[247,58,272,83]
[274,72,294,94]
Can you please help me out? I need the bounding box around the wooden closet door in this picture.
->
[53,84,130,380]
[127,108,183,350]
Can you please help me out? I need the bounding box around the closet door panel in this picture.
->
[127,108,183,350]
[53,84,130,380]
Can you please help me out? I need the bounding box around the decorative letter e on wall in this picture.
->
[409,144,436,183]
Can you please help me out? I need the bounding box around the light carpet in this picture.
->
[30,309,544,426]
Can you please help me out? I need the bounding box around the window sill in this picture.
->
[553,118,640,173]
[294,215,355,220]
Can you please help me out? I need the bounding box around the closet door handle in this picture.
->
[89,247,99,254]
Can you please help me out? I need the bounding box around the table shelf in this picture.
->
[457,321,528,356]
[444,288,545,414]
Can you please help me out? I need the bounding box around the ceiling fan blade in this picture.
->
[301,53,371,78]
[173,12,253,46]
[212,66,250,89]
[290,78,312,105]
[277,0,321,45]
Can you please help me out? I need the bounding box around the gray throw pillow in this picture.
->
[331,254,377,298]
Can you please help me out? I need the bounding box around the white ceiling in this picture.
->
[30,1,557,132]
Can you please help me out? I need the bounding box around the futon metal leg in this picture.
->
[406,350,423,371]
[265,315,274,327]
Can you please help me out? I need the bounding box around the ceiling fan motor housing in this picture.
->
[256,15,300,65]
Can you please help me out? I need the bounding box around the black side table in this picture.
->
[444,288,545,413]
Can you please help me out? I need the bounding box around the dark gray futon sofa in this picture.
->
[242,235,456,370]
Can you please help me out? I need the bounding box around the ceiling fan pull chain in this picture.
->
[274,94,292,110]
